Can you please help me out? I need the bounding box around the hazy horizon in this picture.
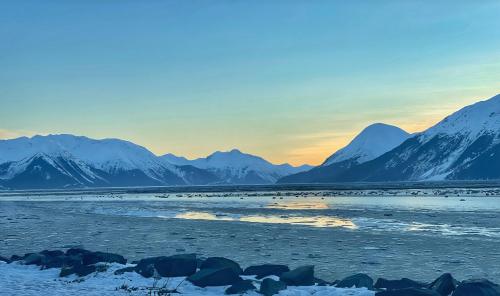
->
[2,1,500,165]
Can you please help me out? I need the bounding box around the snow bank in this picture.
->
[0,261,374,296]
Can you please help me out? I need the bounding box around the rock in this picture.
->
[23,253,43,265]
[314,277,331,286]
[260,278,287,296]
[114,266,136,275]
[243,264,289,279]
[280,265,315,286]
[337,273,374,289]
[0,256,11,263]
[452,279,500,296]
[428,273,458,296]
[66,248,91,256]
[10,255,22,261]
[200,257,243,275]
[154,254,197,277]
[40,250,65,257]
[375,278,427,290]
[225,280,256,294]
[82,251,126,265]
[188,267,241,287]
[134,256,166,278]
[59,264,97,277]
[376,288,441,296]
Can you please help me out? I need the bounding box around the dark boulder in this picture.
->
[114,266,136,275]
[337,273,374,289]
[314,277,331,286]
[40,250,65,257]
[134,256,166,278]
[82,251,126,265]
[428,273,458,296]
[375,278,427,290]
[0,256,11,263]
[10,255,23,261]
[60,264,97,277]
[188,267,241,287]
[225,280,256,294]
[66,248,92,257]
[154,254,197,277]
[200,257,243,275]
[376,288,441,296]
[243,264,289,279]
[280,265,315,286]
[260,278,287,296]
[452,279,500,296]
[23,253,43,265]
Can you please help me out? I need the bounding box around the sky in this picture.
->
[1,1,500,166]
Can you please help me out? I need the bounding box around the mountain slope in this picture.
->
[0,135,209,189]
[280,94,500,183]
[162,149,313,184]
[279,123,410,183]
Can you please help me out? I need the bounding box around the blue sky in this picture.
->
[1,1,500,165]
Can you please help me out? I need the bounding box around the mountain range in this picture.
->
[0,135,311,189]
[1,93,500,189]
[279,93,500,183]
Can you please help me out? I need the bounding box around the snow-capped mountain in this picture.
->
[0,135,211,189]
[161,149,313,184]
[279,93,500,183]
[322,123,411,166]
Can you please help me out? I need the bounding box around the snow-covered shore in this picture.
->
[0,261,373,296]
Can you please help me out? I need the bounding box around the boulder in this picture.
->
[134,256,166,278]
[376,288,441,296]
[243,264,289,279]
[60,264,97,277]
[337,273,374,289]
[200,257,243,275]
[280,265,315,286]
[375,278,426,290]
[428,273,458,296]
[154,254,197,277]
[452,279,500,296]
[114,266,136,275]
[225,280,256,294]
[10,255,23,262]
[188,267,241,287]
[314,277,331,286]
[66,248,91,257]
[40,250,65,257]
[23,253,43,265]
[82,251,126,265]
[260,278,287,296]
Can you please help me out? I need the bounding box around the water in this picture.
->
[1,188,500,281]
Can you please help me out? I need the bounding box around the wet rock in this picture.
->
[0,256,11,263]
[23,253,43,265]
[60,264,97,277]
[243,264,289,279]
[200,257,242,275]
[376,288,441,296]
[453,279,500,296]
[134,256,165,278]
[280,265,315,286]
[260,278,287,296]
[10,255,22,262]
[428,273,458,296]
[314,277,331,286]
[82,251,126,265]
[114,266,136,275]
[336,273,374,289]
[154,254,197,277]
[225,280,256,294]
[40,250,65,258]
[188,267,241,287]
[375,278,427,290]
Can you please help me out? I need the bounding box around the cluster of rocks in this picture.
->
[2,249,500,296]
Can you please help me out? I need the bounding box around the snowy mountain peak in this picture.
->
[423,94,500,141]
[322,123,411,166]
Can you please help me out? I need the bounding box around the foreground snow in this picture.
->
[0,261,374,296]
